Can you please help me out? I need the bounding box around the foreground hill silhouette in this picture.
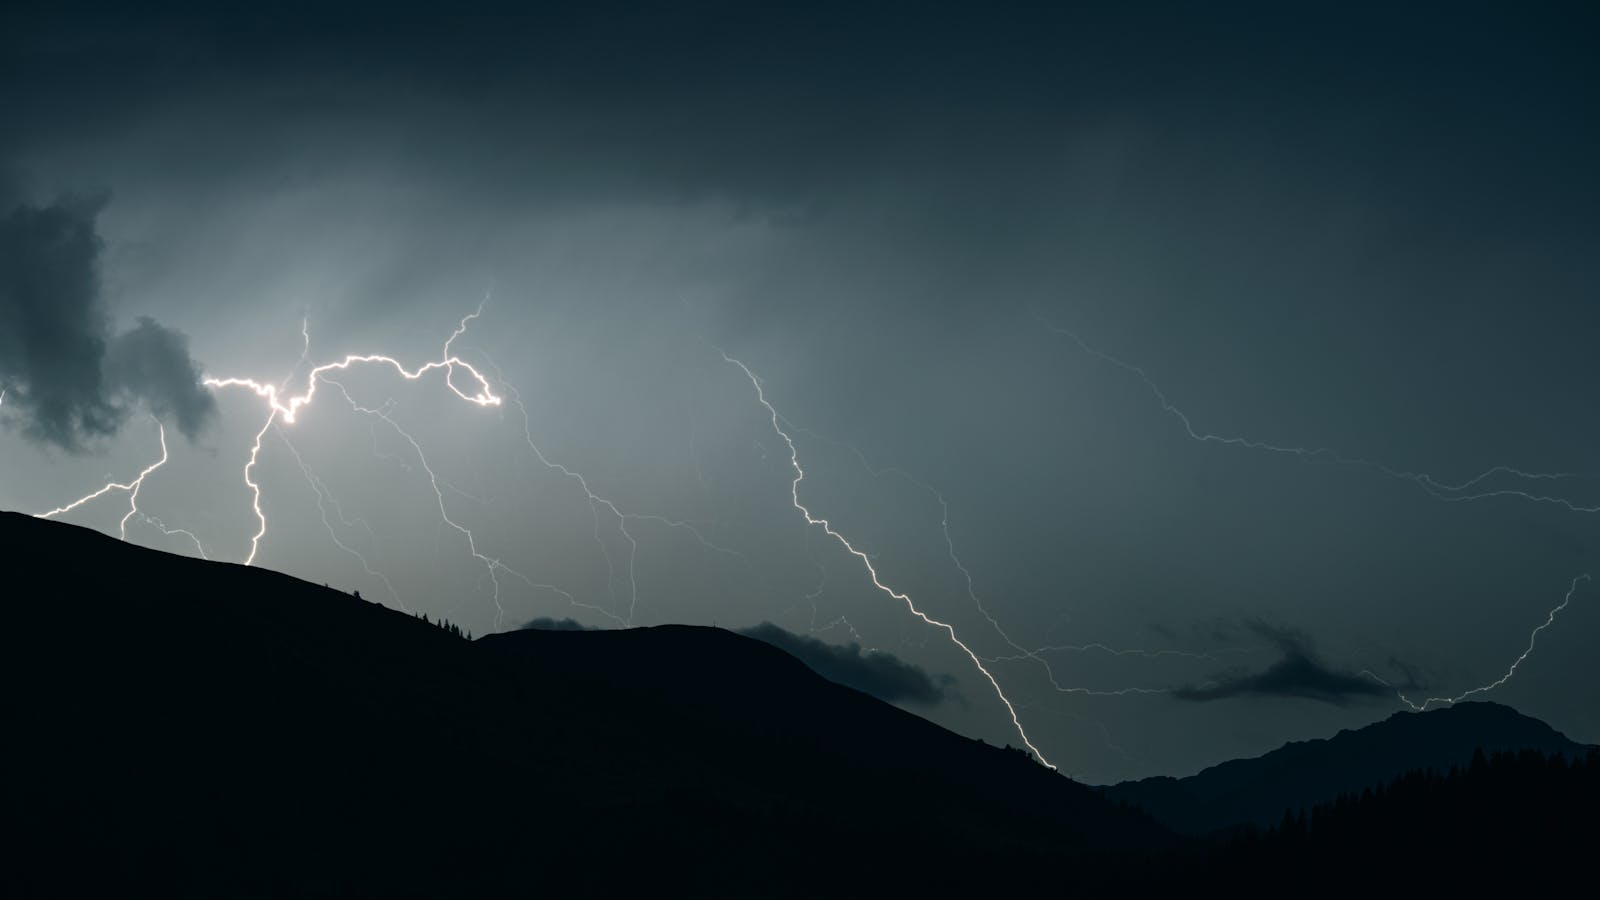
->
[10,511,1600,895]
[1102,701,1595,834]
[1,513,1172,897]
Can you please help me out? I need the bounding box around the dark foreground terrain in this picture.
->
[3,511,1596,896]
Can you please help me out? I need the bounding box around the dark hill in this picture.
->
[1101,700,1594,834]
[0,512,1173,897]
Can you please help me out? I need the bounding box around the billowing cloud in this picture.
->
[515,617,955,706]
[737,622,955,707]
[0,194,215,450]
[519,617,599,632]
[1172,621,1398,706]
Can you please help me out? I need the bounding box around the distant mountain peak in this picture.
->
[1103,700,1591,834]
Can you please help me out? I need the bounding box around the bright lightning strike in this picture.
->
[35,419,170,542]
[722,351,1058,769]
[204,306,502,566]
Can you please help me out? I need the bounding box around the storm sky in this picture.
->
[3,2,1598,782]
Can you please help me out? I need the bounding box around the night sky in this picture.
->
[3,2,1598,782]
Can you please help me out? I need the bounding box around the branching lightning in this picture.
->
[1038,315,1600,513]
[786,420,1201,697]
[22,295,1591,778]
[35,419,170,542]
[473,352,743,626]
[321,377,593,631]
[1044,315,1598,713]
[204,305,502,566]
[134,512,210,559]
[277,424,404,610]
[722,351,1058,768]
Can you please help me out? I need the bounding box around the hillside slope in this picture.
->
[1,512,1171,897]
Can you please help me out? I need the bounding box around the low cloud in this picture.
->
[737,622,955,707]
[0,194,215,450]
[519,617,600,632]
[1172,621,1397,706]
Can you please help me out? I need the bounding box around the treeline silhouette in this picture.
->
[410,609,470,641]
[1199,747,1600,890]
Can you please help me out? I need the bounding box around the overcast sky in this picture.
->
[3,2,1598,782]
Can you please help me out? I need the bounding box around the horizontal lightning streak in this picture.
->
[1039,316,1599,512]
[205,306,502,566]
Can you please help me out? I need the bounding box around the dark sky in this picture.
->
[3,1,1598,781]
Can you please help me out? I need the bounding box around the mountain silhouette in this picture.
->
[1101,700,1594,834]
[1,512,1171,897]
[12,510,1599,895]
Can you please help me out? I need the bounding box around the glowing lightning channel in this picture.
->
[1365,573,1592,711]
[204,306,502,566]
[721,351,1057,769]
[325,378,617,630]
[786,421,1188,696]
[1040,319,1600,707]
[134,513,210,559]
[1038,316,1600,513]
[35,420,170,541]
[276,425,405,610]
[986,643,1255,663]
[473,353,743,627]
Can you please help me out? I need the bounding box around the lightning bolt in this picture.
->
[204,305,502,566]
[472,352,742,626]
[322,377,600,631]
[276,425,405,610]
[1042,317,1600,711]
[35,419,169,541]
[133,512,210,559]
[722,351,1057,769]
[785,420,1195,697]
[1365,573,1592,711]
[986,643,1255,663]
[1038,316,1600,513]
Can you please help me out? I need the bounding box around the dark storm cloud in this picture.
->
[1173,622,1396,706]
[106,318,215,440]
[0,195,215,450]
[514,618,952,705]
[737,622,954,707]
[519,617,599,632]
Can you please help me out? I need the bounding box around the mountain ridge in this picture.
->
[1101,699,1594,834]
